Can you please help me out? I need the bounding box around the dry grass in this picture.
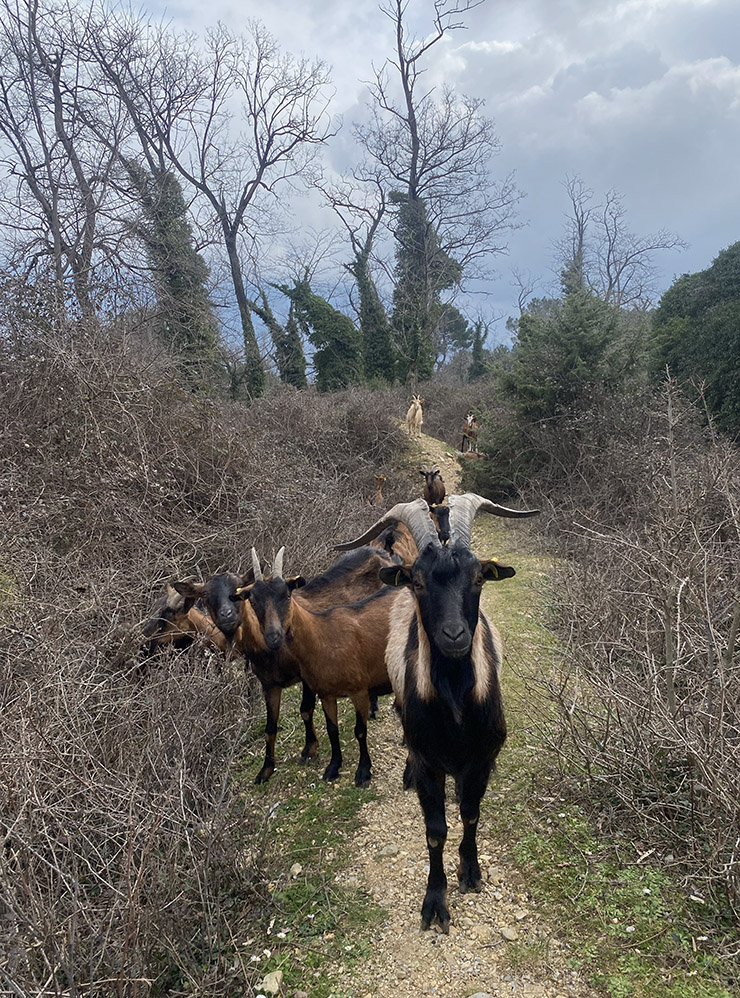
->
[515,382,740,916]
[0,321,418,995]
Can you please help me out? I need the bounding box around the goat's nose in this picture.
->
[442,624,466,644]
[264,627,284,651]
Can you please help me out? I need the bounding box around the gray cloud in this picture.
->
[160,0,740,326]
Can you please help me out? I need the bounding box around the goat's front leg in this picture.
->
[350,691,372,788]
[456,764,492,893]
[415,763,449,932]
[255,684,282,784]
[298,681,319,763]
[321,696,343,781]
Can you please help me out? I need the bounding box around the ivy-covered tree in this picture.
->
[275,281,363,392]
[391,192,462,383]
[127,163,220,379]
[249,291,308,389]
[652,242,740,433]
[468,321,488,381]
[348,246,396,384]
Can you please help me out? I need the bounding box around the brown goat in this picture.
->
[140,585,229,659]
[233,552,398,787]
[174,546,395,783]
[460,411,479,453]
[420,465,445,506]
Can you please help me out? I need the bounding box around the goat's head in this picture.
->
[231,547,305,652]
[141,585,197,653]
[172,568,254,640]
[335,494,537,659]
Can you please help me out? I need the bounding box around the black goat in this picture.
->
[335,493,538,932]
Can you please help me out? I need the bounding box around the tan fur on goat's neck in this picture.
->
[385,588,502,705]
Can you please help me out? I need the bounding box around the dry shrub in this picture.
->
[0,322,413,994]
[416,380,493,451]
[522,381,740,911]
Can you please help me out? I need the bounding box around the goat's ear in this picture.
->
[379,565,413,588]
[231,583,254,602]
[287,575,306,591]
[480,559,516,582]
[172,579,205,599]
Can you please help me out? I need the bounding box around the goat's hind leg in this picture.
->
[416,765,450,933]
[298,681,319,763]
[351,691,372,788]
[456,765,491,893]
[320,696,343,781]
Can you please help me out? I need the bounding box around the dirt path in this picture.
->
[325,433,597,998]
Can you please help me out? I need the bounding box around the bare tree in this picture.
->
[0,0,134,325]
[557,175,686,308]
[351,0,520,382]
[318,171,397,380]
[89,16,334,396]
[355,0,520,279]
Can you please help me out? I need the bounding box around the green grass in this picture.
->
[237,690,386,997]
[475,518,738,998]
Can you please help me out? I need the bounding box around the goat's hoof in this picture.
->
[354,771,372,789]
[254,767,274,785]
[322,764,341,782]
[458,861,483,893]
[421,892,450,933]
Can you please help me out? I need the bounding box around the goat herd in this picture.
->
[141,461,538,933]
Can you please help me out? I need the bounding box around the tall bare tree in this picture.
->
[0,0,133,324]
[89,16,334,396]
[557,175,686,309]
[354,0,520,381]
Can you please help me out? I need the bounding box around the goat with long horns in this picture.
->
[334,492,538,932]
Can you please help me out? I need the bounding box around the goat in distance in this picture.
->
[405,395,424,439]
[334,493,538,932]
[420,465,445,506]
[460,411,479,453]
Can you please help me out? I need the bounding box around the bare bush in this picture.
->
[0,321,413,993]
[520,380,740,911]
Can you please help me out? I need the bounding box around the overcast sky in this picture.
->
[156,0,739,342]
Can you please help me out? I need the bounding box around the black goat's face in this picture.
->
[234,575,306,652]
[173,572,250,640]
[380,544,514,660]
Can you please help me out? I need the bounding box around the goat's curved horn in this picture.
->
[272,546,285,579]
[251,548,264,581]
[447,493,540,548]
[334,498,439,552]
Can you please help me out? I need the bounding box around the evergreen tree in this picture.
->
[127,163,220,381]
[390,193,462,384]
[652,242,740,432]
[504,286,628,422]
[275,281,363,392]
